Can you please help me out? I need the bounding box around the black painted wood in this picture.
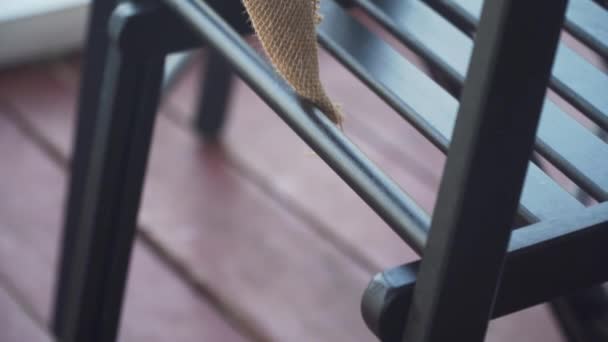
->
[347,0,608,201]
[194,48,234,139]
[362,202,608,341]
[319,1,586,222]
[61,0,608,340]
[342,1,608,341]
[565,0,608,60]
[164,0,433,252]
[422,0,608,131]
[54,46,165,342]
[53,0,122,338]
[403,1,567,340]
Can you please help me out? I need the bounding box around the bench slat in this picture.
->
[319,1,585,222]
[166,0,432,250]
[423,0,608,131]
[552,45,608,134]
[565,0,608,59]
[351,0,608,200]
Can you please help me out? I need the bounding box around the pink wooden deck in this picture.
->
[0,48,567,341]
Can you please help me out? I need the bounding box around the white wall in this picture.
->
[0,0,89,67]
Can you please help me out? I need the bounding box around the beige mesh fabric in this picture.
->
[242,0,343,124]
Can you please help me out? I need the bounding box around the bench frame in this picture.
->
[51,0,608,341]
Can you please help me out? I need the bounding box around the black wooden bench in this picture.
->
[52,0,608,341]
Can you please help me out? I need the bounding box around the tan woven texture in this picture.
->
[242,0,342,124]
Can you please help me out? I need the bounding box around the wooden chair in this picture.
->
[52,0,608,341]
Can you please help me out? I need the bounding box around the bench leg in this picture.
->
[52,40,164,342]
[552,287,608,342]
[194,48,234,140]
[52,0,119,338]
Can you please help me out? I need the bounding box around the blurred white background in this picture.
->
[0,0,88,68]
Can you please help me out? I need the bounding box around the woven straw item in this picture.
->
[242,0,342,124]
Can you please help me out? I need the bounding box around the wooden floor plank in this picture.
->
[1,60,377,341]
[66,55,430,269]
[0,68,249,342]
[167,55,436,269]
[0,109,68,320]
[488,305,564,342]
[0,283,50,342]
[140,120,375,341]
[1,55,565,341]
[164,54,565,342]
